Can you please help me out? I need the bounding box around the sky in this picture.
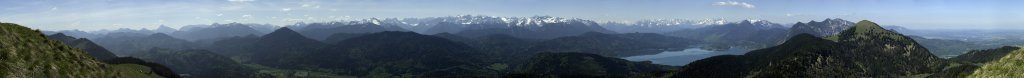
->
[0,0,1021,31]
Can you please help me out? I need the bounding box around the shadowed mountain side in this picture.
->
[529,32,699,57]
[248,27,326,67]
[296,22,408,40]
[94,33,194,55]
[665,20,789,49]
[511,52,675,77]
[46,33,118,60]
[129,48,260,78]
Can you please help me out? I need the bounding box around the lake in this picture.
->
[621,48,749,66]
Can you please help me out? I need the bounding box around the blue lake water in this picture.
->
[621,48,749,66]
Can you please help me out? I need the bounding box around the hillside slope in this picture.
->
[0,23,171,78]
[968,49,1024,77]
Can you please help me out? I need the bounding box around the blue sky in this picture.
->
[0,0,1021,31]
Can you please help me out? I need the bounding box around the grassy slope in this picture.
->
[0,23,163,78]
[968,49,1024,77]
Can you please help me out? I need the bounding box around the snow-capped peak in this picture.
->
[694,18,728,25]
[604,18,727,29]
[295,15,600,28]
[746,19,775,26]
[366,18,381,25]
[422,15,596,27]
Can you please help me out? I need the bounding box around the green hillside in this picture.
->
[968,49,1024,77]
[0,22,167,78]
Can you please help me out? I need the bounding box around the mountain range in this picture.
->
[46,33,118,60]
[93,33,195,55]
[786,18,856,37]
[291,19,408,40]
[421,15,616,39]
[15,15,1024,78]
[600,19,727,33]
[664,20,789,49]
[173,23,271,41]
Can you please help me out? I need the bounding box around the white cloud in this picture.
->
[786,13,793,16]
[281,8,292,11]
[301,4,313,7]
[301,4,322,8]
[712,1,755,8]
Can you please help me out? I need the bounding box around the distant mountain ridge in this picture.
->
[414,15,616,39]
[665,20,789,49]
[94,33,194,55]
[173,23,270,41]
[787,18,855,37]
[601,19,727,33]
[46,33,118,60]
[291,20,408,40]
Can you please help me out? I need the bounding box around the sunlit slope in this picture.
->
[969,49,1024,77]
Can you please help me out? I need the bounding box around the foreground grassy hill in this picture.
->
[969,49,1024,77]
[0,22,169,78]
